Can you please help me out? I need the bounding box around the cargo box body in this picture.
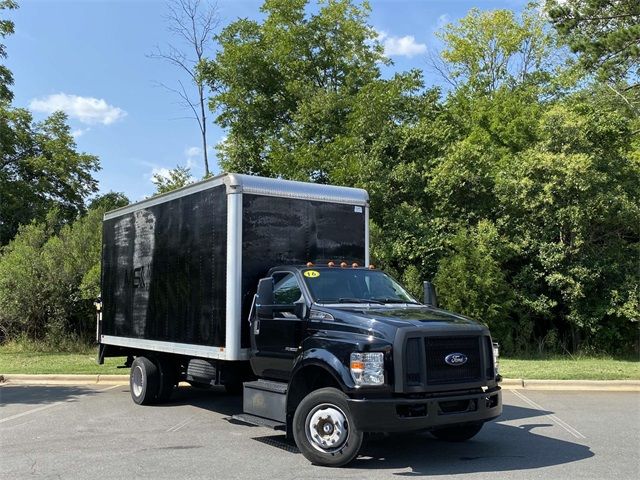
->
[99,173,369,361]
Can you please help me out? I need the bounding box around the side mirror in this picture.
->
[293,301,307,319]
[256,277,274,306]
[423,281,438,308]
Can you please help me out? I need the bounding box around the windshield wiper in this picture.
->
[371,297,420,304]
[337,297,385,304]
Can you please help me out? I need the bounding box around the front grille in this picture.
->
[425,336,481,385]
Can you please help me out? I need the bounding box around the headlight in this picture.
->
[492,342,500,376]
[350,352,384,386]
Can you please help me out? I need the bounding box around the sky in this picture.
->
[6,0,527,201]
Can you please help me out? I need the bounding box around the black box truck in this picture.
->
[98,173,502,466]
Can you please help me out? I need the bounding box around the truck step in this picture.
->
[243,379,288,394]
[231,413,286,431]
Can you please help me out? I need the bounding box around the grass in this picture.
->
[500,356,639,381]
[0,351,129,375]
[0,343,638,379]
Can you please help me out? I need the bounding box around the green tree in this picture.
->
[0,0,17,103]
[1,4,100,245]
[88,191,129,212]
[201,0,386,180]
[0,203,116,344]
[547,0,640,89]
[495,93,640,352]
[434,6,554,93]
[434,221,515,349]
[152,165,193,194]
[1,108,100,244]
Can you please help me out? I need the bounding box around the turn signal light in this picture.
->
[350,360,365,371]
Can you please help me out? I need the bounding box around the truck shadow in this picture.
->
[0,385,98,406]
[352,404,594,474]
[151,388,595,475]
[159,386,241,417]
[252,404,593,475]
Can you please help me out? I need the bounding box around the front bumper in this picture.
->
[347,387,502,433]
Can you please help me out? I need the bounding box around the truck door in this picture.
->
[250,272,305,381]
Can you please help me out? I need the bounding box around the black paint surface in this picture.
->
[240,194,366,347]
[101,186,227,346]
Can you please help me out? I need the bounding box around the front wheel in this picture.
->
[292,387,363,467]
[431,422,483,442]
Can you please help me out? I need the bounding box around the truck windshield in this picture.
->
[302,268,419,305]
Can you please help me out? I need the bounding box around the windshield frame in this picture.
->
[300,267,421,306]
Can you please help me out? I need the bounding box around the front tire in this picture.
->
[293,387,363,467]
[130,357,159,405]
[431,422,483,442]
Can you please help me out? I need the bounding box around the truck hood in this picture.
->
[320,304,487,334]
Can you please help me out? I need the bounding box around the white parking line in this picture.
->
[166,417,194,433]
[0,401,63,424]
[97,384,123,392]
[511,389,586,440]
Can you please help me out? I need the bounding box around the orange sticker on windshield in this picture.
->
[304,270,320,278]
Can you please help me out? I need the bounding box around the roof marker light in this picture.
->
[328,261,335,267]
[306,262,314,267]
[352,262,359,268]
[368,264,376,269]
[340,262,348,268]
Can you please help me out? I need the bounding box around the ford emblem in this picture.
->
[445,353,468,366]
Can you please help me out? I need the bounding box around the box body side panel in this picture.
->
[101,186,227,346]
[240,194,366,346]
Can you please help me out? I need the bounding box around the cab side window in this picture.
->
[273,272,302,305]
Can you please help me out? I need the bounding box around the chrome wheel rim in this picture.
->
[305,403,349,453]
[132,365,144,398]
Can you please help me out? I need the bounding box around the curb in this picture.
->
[0,374,129,385]
[498,378,640,391]
[1,374,639,391]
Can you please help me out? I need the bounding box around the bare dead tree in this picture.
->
[149,0,219,176]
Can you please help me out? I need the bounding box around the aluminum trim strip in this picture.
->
[365,205,370,265]
[225,173,368,205]
[105,174,368,220]
[100,335,251,361]
[104,175,227,220]
[225,191,242,360]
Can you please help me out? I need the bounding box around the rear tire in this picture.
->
[130,357,159,405]
[431,423,483,442]
[156,357,177,403]
[293,387,363,467]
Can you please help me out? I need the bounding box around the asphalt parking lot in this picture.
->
[1,384,639,480]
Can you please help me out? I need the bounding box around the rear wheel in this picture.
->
[293,387,363,467]
[130,357,159,405]
[431,423,483,442]
[156,357,177,403]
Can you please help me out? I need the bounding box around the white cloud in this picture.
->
[29,93,127,125]
[150,167,172,181]
[71,127,90,138]
[185,146,201,158]
[378,30,427,58]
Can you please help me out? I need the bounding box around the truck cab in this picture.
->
[241,264,502,466]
